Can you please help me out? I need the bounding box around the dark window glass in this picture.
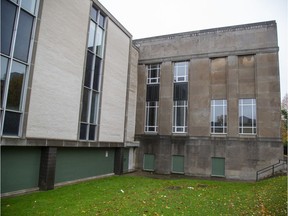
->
[80,123,88,140]
[1,56,9,108]
[90,92,98,124]
[93,57,101,90]
[174,83,188,101]
[81,88,89,122]
[1,0,17,55]
[6,61,26,111]
[89,125,96,140]
[3,111,21,136]
[14,10,33,62]
[90,6,97,21]
[84,52,93,87]
[99,13,105,28]
[146,84,159,101]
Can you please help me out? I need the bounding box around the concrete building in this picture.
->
[0,0,282,195]
[1,0,138,195]
[134,21,282,180]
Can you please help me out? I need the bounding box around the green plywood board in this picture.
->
[143,154,155,171]
[172,155,184,173]
[1,147,41,193]
[55,148,115,183]
[211,157,225,177]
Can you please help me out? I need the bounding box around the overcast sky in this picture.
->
[100,0,287,99]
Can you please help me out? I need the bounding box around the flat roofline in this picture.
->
[94,0,132,38]
[133,20,276,43]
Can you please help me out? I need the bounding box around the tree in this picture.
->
[281,93,288,155]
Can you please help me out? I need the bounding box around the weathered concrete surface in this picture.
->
[134,21,282,180]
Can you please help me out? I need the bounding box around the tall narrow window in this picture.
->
[210,100,227,134]
[1,0,38,136]
[173,61,188,133]
[79,5,106,141]
[239,99,256,134]
[145,64,160,133]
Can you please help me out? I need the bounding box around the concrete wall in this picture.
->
[98,19,130,142]
[26,0,90,140]
[125,45,139,144]
[134,21,282,180]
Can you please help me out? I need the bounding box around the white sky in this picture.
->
[99,0,287,99]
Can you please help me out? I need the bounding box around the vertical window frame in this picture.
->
[145,101,159,133]
[79,4,106,141]
[210,99,227,134]
[173,100,188,133]
[1,0,39,137]
[239,99,257,135]
[174,61,188,83]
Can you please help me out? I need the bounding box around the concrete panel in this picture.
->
[189,59,210,136]
[135,65,146,135]
[26,0,90,140]
[159,62,173,135]
[256,53,281,138]
[125,46,139,143]
[99,19,130,142]
[238,55,255,96]
[211,57,227,99]
[134,22,278,62]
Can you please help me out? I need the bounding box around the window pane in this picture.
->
[93,57,101,90]
[99,13,105,28]
[89,125,96,140]
[80,123,88,140]
[84,52,93,87]
[3,111,21,136]
[14,10,34,62]
[174,83,188,101]
[96,27,104,57]
[1,56,9,108]
[6,61,26,111]
[21,0,37,14]
[90,92,98,124]
[81,88,90,122]
[146,84,159,101]
[87,21,96,51]
[90,6,97,21]
[1,0,17,55]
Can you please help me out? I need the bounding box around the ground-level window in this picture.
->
[173,100,187,133]
[211,157,225,177]
[145,101,158,132]
[239,99,256,134]
[210,100,227,134]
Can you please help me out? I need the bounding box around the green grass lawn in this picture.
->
[1,175,287,216]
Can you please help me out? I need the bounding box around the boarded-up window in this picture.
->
[211,157,225,177]
[143,154,155,171]
[172,155,184,173]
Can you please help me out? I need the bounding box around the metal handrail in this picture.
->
[256,159,287,181]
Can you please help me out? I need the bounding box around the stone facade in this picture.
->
[134,21,282,180]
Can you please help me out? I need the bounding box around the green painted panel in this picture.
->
[1,147,41,193]
[172,155,184,173]
[123,149,129,173]
[55,148,115,184]
[211,157,225,177]
[143,154,155,171]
